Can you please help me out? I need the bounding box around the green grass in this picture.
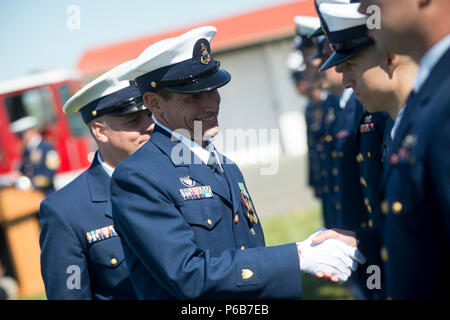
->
[18,293,47,300]
[260,207,355,300]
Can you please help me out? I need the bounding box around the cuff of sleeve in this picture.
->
[257,243,303,299]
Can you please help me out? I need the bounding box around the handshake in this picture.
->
[297,228,366,283]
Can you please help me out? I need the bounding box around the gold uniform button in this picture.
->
[207,219,213,226]
[368,219,373,228]
[367,205,373,214]
[241,269,254,280]
[360,177,368,187]
[234,214,239,224]
[367,152,372,158]
[364,198,369,206]
[361,222,367,228]
[356,153,364,163]
[110,258,118,266]
[381,247,389,262]
[335,203,341,211]
[325,135,333,142]
[381,200,389,214]
[331,150,337,158]
[332,168,338,176]
[333,186,339,193]
[241,245,246,250]
[91,110,97,117]
[250,228,256,236]
[339,151,344,158]
[392,202,403,214]
[151,81,157,88]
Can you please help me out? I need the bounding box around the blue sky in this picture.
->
[0,0,296,82]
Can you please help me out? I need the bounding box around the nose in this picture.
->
[205,89,221,112]
[143,111,155,134]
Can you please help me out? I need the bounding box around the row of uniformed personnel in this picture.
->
[38,19,367,299]
[37,0,449,301]
[293,0,450,299]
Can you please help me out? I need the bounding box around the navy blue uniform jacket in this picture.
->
[21,140,59,195]
[39,153,136,299]
[379,47,450,299]
[111,125,302,300]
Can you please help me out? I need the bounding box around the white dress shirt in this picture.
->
[413,34,450,93]
[391,34,450,140]
[97,152,115,177]
[155,121,224,172]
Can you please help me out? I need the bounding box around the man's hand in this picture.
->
[297,228,366,283]
[312,228,358,248]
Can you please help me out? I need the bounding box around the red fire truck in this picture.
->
[0,69,93,189]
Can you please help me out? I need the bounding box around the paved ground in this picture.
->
[239,155,320,218]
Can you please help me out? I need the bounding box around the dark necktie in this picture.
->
[207,151,223,175]
[207,150,231,199]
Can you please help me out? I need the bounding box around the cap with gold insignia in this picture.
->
[63,60,147,123]
[118,26,231,95]
[318,1,374,71]
[10,116,38,135]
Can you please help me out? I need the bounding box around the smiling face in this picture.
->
[145,89,221,144]
[92,109,155,167]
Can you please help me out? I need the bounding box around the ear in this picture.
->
[383,53,399,79]
[143,92,163,117]
[90,120,109,143]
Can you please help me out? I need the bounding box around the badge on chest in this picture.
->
[238,183,258,225]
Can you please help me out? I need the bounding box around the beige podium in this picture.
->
[0,187,45,297]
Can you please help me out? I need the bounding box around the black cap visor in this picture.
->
[319,41,373,72]
[308,27,324,39]
[164,69,231,94]
[106,103,148,117]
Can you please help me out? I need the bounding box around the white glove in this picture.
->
[297,228,366,282]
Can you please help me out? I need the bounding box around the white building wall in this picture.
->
[212,37,309,169]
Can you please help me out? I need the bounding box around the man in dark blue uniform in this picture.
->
[39,60,154,299]
[10,116,60,196]
[111,26,366,299]
[311,1,415,299]
[308,2,378,298]
[316,1,433,299]
[358,0,450,299]
[295,16,343,228]
[293,16,325,202]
